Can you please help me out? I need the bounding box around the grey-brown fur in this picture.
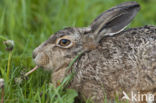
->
[33,1,156,103]
[71,25,156,103]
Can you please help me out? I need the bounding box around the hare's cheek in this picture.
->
[51,51,66,66]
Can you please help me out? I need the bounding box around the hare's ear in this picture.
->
[91,1,140,42]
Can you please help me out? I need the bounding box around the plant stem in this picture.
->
[24,66,39,77]
[66,51,84,72]
[7,51,13,80]
[62,51,84,86]
[1,87,4,103]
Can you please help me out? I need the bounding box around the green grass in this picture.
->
[0,0,156,103]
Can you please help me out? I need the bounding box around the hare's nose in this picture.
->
[32,51,37,59]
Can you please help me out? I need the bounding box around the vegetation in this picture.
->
[0,0,155,103]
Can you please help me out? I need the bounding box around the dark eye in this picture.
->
[59,39,71,47]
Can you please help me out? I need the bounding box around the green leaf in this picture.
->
[62,89,78,103]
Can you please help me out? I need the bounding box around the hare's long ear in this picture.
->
[91,1,140,42]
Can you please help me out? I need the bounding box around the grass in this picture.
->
[0,0,156,103]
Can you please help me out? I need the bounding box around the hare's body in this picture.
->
[32,1,156,103]
[69,26,156,102]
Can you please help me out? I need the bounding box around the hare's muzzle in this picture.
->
[33,52,49,67]
[32,51,37,59]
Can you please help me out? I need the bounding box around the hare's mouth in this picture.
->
[34,62,53,71]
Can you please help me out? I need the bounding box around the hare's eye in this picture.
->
[58,39,71,47]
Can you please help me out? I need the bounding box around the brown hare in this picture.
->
[33,1,156,103]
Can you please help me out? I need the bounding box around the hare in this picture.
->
[33,1,156,103]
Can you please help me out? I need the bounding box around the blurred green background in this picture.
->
[0,0,155,103]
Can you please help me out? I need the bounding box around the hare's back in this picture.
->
[74,26,156,92]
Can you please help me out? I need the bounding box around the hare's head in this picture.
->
[33,1,140,71]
